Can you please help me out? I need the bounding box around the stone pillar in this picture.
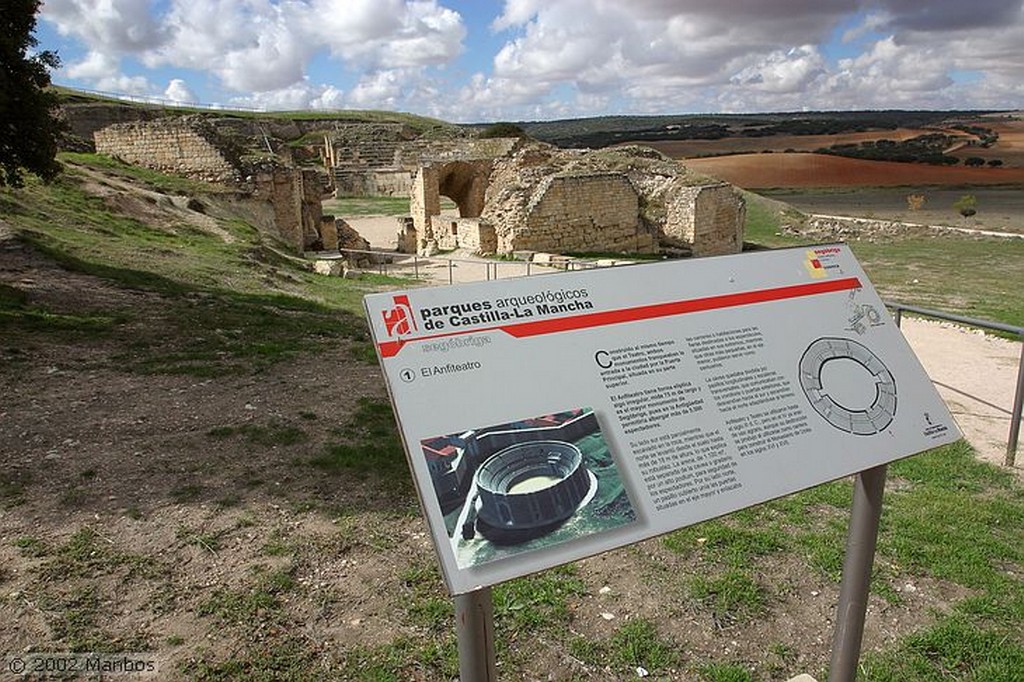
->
[396,216,417,254]
[320,215,339,251]
[410,165,440,255]
[300,169,323,250]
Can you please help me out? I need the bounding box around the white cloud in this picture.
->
[42,0,465,97]
[348,70,407,108]
[42,0,167,52]
[311,86,346,111]
[871,0,1022,32]
[304,0,465,68]
[164,78,197,104]
[481,1,1024,115]
[96,74,154,96]
[486,0,857,113]
[65,51,120,81]
[231,82,350,112]
[145,1,310,92]
[730,46,827,94]
[37,1,1024,118]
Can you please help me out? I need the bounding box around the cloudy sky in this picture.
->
[36,0,1024,122]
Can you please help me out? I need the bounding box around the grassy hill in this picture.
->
[54,86,464,156]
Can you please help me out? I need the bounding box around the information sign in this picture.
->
[364,244,961,594]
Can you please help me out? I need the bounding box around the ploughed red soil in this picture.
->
[636,127,950,158]
[684,153,1024,189]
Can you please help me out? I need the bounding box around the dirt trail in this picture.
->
[900,317,1022,475]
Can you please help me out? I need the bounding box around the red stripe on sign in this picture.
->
[377,339,407,358]
[502,277,862,339]
[376,276,862,358]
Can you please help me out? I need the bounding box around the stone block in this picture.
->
[320,219,339,251]
[313,259,343,276]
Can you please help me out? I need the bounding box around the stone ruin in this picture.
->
[407,142,746,258]
[92,116,746,263]
[93,118,243,184]
[322,123,519,199]
[93,118,329,255]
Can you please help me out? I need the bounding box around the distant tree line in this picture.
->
[952,124,999,147]
[522,110,996,150]
[816,134,962,166]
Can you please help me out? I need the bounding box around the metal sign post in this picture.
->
[455,587,497,681]
[828,464,888,682]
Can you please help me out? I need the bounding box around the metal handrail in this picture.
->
[332,247,629,284]
[59,85,266,112]
[885,301,1024,467]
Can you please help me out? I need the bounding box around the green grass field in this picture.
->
[743,191,1024,327]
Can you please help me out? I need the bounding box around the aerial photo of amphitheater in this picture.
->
[419,407,637,568]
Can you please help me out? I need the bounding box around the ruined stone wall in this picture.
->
[506,174,655,254]
[410,167,441,252]
[334,168,413,197]
[324,123,414,167]
[405,141,743,258]
[254,168,323,254]
[665,183,746,257]
[798,215,953,242]
[94,120,241,183]
[395,138,519,167]
[373,169,414,196]
[331,137,513,198]
[432,218,497,253]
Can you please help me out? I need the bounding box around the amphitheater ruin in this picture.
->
[90,116,746,262]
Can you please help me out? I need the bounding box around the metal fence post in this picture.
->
[828,464,887,682]
[893,307,902,328]
[1005,339,1024,467]
[449,259,454,285]
[455,588,497,682]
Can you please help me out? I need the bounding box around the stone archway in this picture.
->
[408,160,494,254]
[437,160,488,218]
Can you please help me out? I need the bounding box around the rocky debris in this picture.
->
[789,214,998,244]
[312,259,344,276]
[336,218,371,253]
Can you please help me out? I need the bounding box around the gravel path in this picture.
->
[901,317,1022,474]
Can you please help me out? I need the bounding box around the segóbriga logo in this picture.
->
[383,294,418,337]
[804,249,828,279]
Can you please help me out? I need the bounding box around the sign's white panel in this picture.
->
[364,244,961,594]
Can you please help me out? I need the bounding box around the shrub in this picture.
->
[906,194,926,211]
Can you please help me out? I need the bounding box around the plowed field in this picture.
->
[685,153,1024,189]
[637,127,949,158]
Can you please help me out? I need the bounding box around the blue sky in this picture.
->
[36,1,1024,122]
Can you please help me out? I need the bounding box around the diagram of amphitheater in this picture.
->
[798,337,898,436]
